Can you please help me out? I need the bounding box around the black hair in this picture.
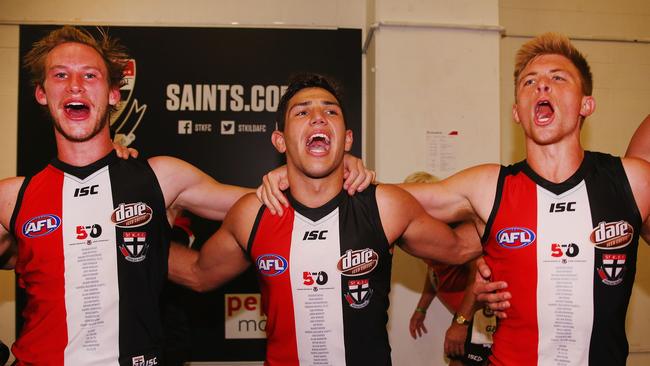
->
[276,73,345,131]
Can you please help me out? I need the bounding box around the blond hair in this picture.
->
[514,32,592,97]
[403,171,438,184]
[24,26,129,91]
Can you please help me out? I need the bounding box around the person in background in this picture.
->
[405,172,494,366]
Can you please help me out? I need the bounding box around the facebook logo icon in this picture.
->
[178,120,192,134]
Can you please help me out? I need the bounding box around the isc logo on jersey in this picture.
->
[590,220,633,250]
[496,227,536,249]
[337,248,378,276]
[256,254,288,276]
[111,202,152,228]
[22,214,61,238]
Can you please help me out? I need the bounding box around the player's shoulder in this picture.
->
[228,193,264,222]
[0,176,25,201]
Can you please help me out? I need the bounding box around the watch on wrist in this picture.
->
[453,313,471,326]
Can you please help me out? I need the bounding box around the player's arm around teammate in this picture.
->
[376,184,482,265]
[168,193,261,292]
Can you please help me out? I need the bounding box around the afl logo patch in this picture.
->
[496,227,536,249]
[256,254,288,276]
[111,202,152,228]
[590,220,633,250]
[22,214,61,238]
[337,248,378,277]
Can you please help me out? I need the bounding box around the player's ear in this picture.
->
[35,84,48,106]
[344,130,353,152]
[512,104,521,124]
[272,131,286,153]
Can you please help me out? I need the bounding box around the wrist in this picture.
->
[415,307,427,314]
[452,312,471,326]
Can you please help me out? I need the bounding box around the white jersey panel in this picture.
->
[536,182,594,366]
[290,209,346,365]
[62,167,120,365]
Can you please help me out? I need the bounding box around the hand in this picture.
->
[112,141,139,159]
[444,322,468,358]
[474,257,510,318]
[408,310,428,339]
[343,154,375,195]
[256,165,289,216]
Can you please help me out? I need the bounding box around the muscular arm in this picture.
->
[149,156,253,222]
[621,157,650,243]
[0,177,24,269]
[625,115,650,243]
[168,193,261,292]
[625,114,650,162]
[398,164,500,232]
[377,184,481,265]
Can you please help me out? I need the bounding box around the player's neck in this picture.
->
[526,140,585,183]
[287,167,345,209]
[55,128,114,167]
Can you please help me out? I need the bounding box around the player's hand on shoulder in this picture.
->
[112,141,139,159]
[257,165,289,216]
[342,154,375,195]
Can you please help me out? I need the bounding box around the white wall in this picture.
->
[366,1,501,365]
[499,1,650,365]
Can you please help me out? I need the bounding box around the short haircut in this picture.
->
[23,25,129,91]
[276,73,345,131]
[514,32,593,96]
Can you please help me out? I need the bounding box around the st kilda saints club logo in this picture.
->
[120,232,149,263]
[597,253,626,286]
[111,59,147,147]
[344,279,373,309]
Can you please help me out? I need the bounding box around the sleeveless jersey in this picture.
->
[248,185,392,366]
[482,151,641,366]
[10,152,171,366]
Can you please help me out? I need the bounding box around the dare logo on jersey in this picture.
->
[496,227,536,249]
[22,214,61,238]
[256,254,288,276]
[337,248,378,276]
[590,220,633,250]
[111,202,152,228]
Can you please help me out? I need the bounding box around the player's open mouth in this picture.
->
[64,101,91,120]
[306,133,331,154]
[535,99,554,125]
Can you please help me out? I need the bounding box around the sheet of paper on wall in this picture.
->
[425,130,459,178]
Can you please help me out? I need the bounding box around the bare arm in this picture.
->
[0,177,24,269]
[409,264,437,339]
[445,259,479,358]
[168,193,260,292]
[377,184,482,265]
[622,157,650,244]
[398,164,500,230]
[149,156,253,222]
[625,114,650,161]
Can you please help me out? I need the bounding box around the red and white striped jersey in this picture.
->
[11,152,170,366]
[248,185,393,366]
[482,151,641,366]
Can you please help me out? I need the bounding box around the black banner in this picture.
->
[18,25,361,362]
